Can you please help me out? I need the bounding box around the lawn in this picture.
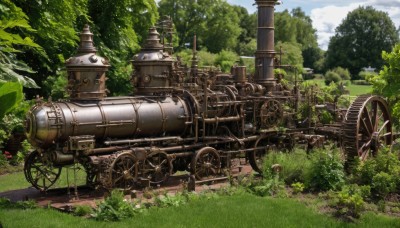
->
[0,165,87,192]
[1,193,400,228]
[306,79,372,96]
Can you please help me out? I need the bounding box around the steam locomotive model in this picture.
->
[24,0,393,191]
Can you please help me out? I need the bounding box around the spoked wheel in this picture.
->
[342,95,392,164]
[141,152,171,185]
[248,136,274,174]
[260,99,283,128]
[108,151,137,190]
[24,151,62,191]
[191,147,221,180]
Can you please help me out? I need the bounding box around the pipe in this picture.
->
[255,0,277,91]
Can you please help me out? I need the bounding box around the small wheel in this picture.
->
[141,152,171,185]
[191,147,221,180]
[24,151,61,191]
[248,136,273,174]
[109,152,137,190]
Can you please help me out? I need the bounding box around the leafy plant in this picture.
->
[333,185,365,219]
[0,197,37,209]
[74,205,93,217]
[371,172,396,199]
[154,192,188,208]
[0,82,23,120]
[352,148,400,198]
[248,174,286,197]
[306,148,345,191]
[91,190,142,221]
[291,182,305,194]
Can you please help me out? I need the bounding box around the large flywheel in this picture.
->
[342,95,392,163]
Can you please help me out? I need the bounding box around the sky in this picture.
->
[227,0,400,50]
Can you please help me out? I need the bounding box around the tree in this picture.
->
[158,0,241,53]
[12,0,90,98]
[367,44,400,126]
[275,41,303,71]
[325,6,399,77]
[88,0,158,95]
[275,8,320,71]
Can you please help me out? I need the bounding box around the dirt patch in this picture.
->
[0,164,253,210]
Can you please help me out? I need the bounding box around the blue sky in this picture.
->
[227,0,400,49]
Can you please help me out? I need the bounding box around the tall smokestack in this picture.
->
[255,0,277,92]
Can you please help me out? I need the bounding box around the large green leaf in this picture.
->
[0,82,23,120]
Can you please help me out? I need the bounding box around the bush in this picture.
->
[306,148,345,191]
[353,148,400,195]
[372,172,396,199]
[92,190,142,221]
[324,70,341,85]
[332,67,351,80]
[333,185,366,219]
[358,71,377,80]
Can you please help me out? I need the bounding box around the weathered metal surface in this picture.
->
[23,0,394,191]
[65,25,110,100]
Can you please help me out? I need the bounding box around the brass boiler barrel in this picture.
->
[26,96,190,147]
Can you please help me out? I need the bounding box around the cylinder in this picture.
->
[26,96,190,147]
[255,0,277,91]
[232,66,247,83]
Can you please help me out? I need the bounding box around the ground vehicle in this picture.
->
[24,0,393,191]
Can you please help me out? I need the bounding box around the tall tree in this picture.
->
[12,0,90,98]
[275,8,320,70]
[368,44,400,126]
[88,0,158,95]
[158,0,241,53]
[325,6,399,77]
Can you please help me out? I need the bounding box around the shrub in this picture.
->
[92,190,142,221]
[358,71,377,80]
[353,148,400,194]
[332,67,351,80]
[324,70,341,85]
[333,185,365,219]
[306,148,345,191]
[372,172,396,199]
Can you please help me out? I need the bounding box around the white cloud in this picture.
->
[311,0,400,50]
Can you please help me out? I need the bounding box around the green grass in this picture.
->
[0,172,30,192]
[1,193,399,227]
[0,165,87,192]
[346,83,372,96]
[306,79,372,96]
